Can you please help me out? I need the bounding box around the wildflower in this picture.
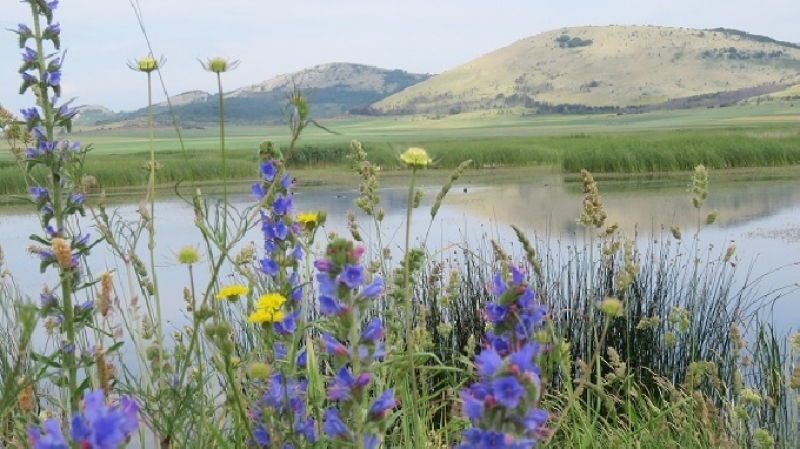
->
[296,211,319,229]
[199,57,240,73]
[127,55,165,73]
[215,284,249,301]
[368,389,396,420]
[328,366,371,400]
[248,293,287,323]
[459,266,548,447]
[339,264,365,288]
[247,362,271,380]
[30,186,49,202]
[176,245,200,265]
[400,147,432,168]
[599,297,624,317]
[27,419,67,448]
[51,238,74,270]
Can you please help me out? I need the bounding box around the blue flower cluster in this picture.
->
[459,266,549,448]
[27,389,139,449]
[315,238,396,448]
[250,372,317,447]
[252,146,305,334]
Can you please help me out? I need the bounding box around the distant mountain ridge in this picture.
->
[369,25,800,115]
[75,63,431,128]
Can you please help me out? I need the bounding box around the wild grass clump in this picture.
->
[1,2,798,448]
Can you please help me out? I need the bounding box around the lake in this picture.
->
[1,167,798,341]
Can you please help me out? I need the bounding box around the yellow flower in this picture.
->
[400,147,432,169]
[248,293,287,323]
[215,284,249,301]
[296,212,318,229]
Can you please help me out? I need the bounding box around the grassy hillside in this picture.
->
[371,25,800,115]
[75,63,431,128]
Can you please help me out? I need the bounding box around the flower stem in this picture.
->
[31,2,77,413]
[216,72,228,245]
[402,168,423,446]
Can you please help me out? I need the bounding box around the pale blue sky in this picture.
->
[1,0,798,113]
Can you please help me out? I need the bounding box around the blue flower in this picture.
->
[44,22,61,36]
[272,194,292,216]
[27,418,68,449]
[30,186,49,201]
[47,0,59,11]
[316,272,336,295]
[319,295,345,316]
[252,183,266,200]
[492,376,525,410]
[475,348,503,376]
[44,70,61,87]
[17,23,31,33]
[461,391,484,421]
[361,277,384,298]
[323,408,349,439]
[486,302,508,322]
[273,311,297,335]
[20,107,40,121]
[328,366,370,400]
[339,264,364,288]
[280,173,292,189]
[368,389,396,419]
[22,47,37,62]
[322,332,348,357]
[360,318,384,343]
[259,257,278,277]
[260,161,276,181]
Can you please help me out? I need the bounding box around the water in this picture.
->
[1,170,799,340]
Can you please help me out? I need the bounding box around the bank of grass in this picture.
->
[2,126,800,195]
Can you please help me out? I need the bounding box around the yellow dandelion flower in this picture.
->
[248,308,286,324]
[256,293,286,310]
[296,212,318,229]
[248,293,287,323]
[215,284,249,301]
[399,147,432,169]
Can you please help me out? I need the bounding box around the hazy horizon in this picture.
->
[1,0,798,115]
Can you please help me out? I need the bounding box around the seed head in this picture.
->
[200,57,240,73]
[400,147,432,169]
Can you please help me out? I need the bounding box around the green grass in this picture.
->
[2,106,799,196]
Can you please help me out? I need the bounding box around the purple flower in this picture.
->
[461,391,484,421]
[27,418,68,449]
[368,389,396,419]
[56,103,76,119]
[339,264,364,288]
[323,408,349,439]
[511,266,526,284]
[30,186,49,201]
[492,376,525,409]
[68,193,84,206]
[22,47,37,62]
[486,302,508,322]
[44,71,61,87]
[319,295,345,316]
[520,408,548,432]
[475,348,503,376]
[322,333,348,357]
[361,277,384,298]
[509,342,539,375]
[44,22,61,36]
[316,272,336,295]
[296,350,307,368]
[20,107,40,121]
[280,173,292,189]
[260,161,276,181]
[272,194,292,216]
[17,24,31,33]
[252,183,266,200]
[47,0,59,11]
[360,318,384,343]
[273,311,297,335]
[328,366,370,400]
[259,257,278,277]
[314,259,333,273]
[492,272,507,296]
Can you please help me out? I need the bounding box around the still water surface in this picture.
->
[1,170,798,339]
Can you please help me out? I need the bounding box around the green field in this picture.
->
[2,104,799,195]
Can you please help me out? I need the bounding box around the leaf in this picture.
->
[31,352,62,369]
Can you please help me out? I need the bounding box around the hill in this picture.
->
[368,25,800,115]
[76,63,430,128]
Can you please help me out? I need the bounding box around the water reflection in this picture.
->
[1,173,798,339]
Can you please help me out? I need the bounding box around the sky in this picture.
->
[1,0,798,114]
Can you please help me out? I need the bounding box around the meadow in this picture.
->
[3,106,800,196]
[2,2,800,448]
